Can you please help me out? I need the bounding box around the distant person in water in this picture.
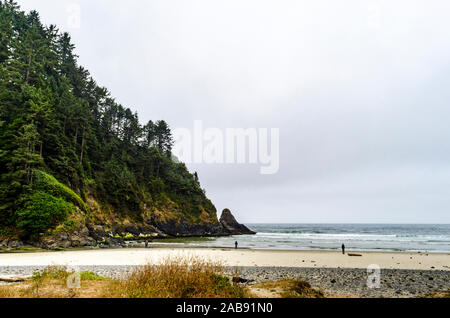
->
[342,244,345,255]
[235,241,238,249]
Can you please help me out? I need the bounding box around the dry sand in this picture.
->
[0,248,448,270]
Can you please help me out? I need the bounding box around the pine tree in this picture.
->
[143,120,156,148]
[155,120,174,155]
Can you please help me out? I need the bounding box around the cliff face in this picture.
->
[0,171,257,250]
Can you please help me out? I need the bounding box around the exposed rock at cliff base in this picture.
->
[2,207,256,250]
[220,209,256,235]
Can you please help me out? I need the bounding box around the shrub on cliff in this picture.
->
[16,191,73,235]
[33,170,87,212]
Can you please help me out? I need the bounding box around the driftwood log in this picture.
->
[0,276,30,283]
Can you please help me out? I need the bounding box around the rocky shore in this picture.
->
[0,209,255,250]
[0,265,448,298]
[234,267,450,298]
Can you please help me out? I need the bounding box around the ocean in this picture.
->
[154,224,450,253]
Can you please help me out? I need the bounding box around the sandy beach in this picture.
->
[0,248,449,270]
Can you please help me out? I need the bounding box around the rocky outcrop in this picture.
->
[219,209,256,235]
[0,239,24,249]
[38,226,97,249]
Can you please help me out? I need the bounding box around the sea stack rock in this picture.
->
[219,209,256,235]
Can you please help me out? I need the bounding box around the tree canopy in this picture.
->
[0,1,216,237]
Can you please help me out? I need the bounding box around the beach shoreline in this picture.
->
[0,247,448,271]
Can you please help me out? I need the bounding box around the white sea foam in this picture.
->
[164,224,450,253]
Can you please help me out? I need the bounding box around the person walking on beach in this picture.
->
[341,243,345,255]
[235,241,238,249]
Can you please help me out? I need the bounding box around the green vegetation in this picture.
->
[33,170,87,212]
[31,266,75,281]
[152,236,214,244]
[31,268,104,284]
[0,1,217,238]
[80,271,105,281]
[16,191,73,234]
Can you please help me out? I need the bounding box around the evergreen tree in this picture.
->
[155,120,174,155]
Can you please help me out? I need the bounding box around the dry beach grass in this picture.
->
[0,256,328,299]
[104,256,248,298]
[0,257,251,298]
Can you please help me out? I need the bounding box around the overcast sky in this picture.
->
[18,0,450,223]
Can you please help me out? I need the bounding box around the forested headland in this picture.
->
[0,1,253,249]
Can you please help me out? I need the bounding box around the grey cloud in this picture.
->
[18,0,450,223]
